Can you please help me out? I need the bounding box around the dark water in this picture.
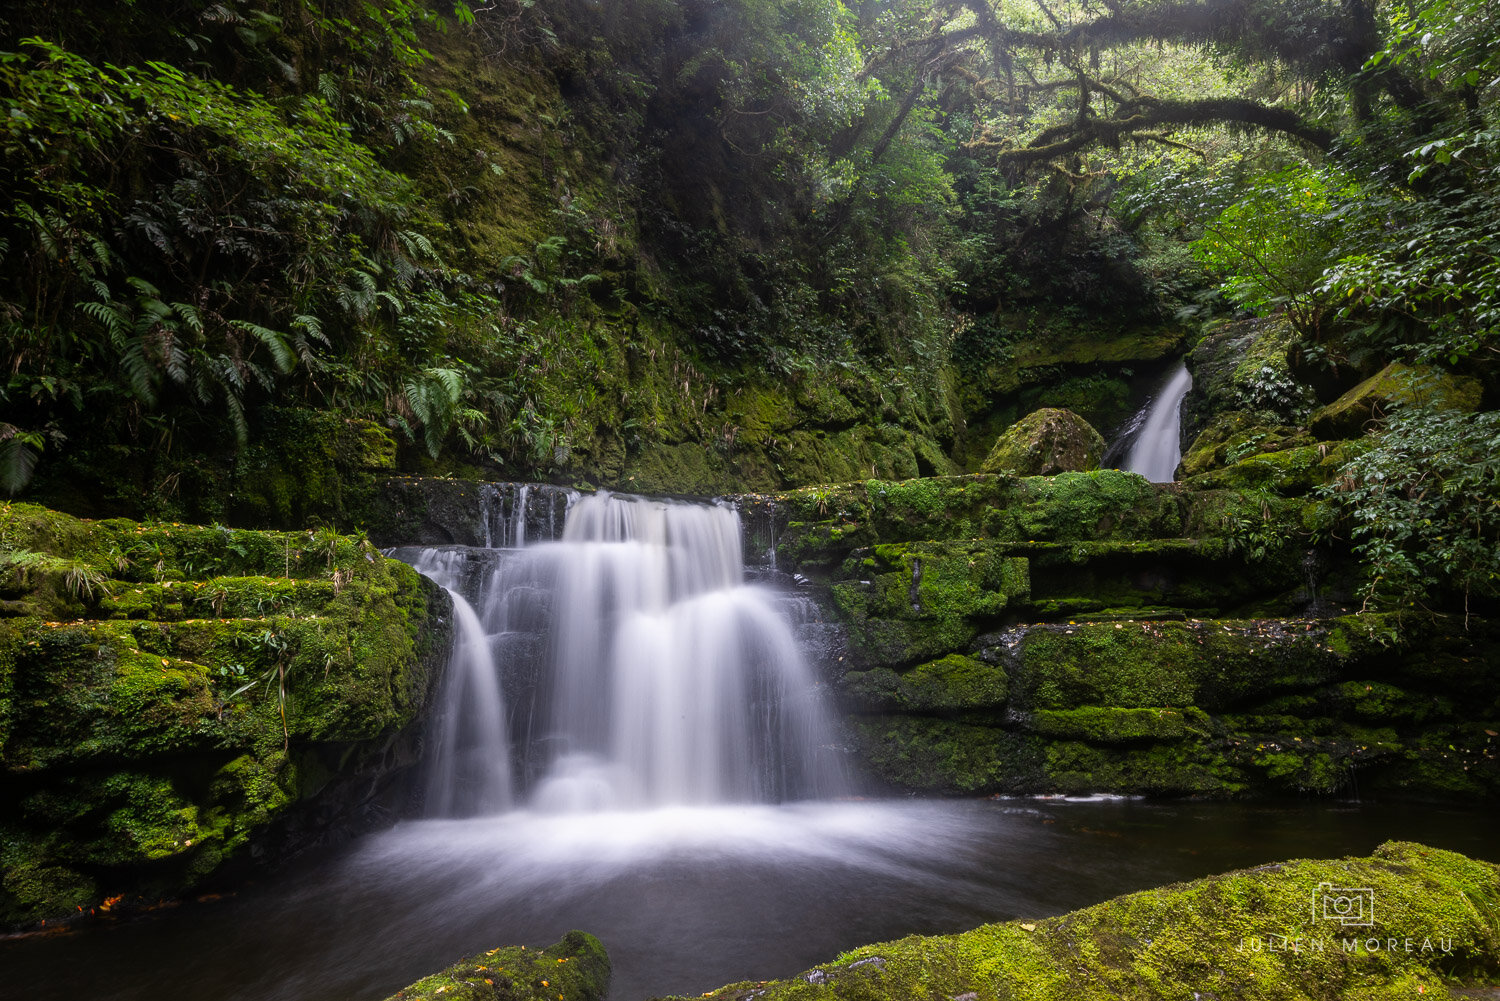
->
[3,798,1496,1001]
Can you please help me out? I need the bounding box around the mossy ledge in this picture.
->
[383,930,610,1001]
[657,841,1500,1001]
[0,502,451,929]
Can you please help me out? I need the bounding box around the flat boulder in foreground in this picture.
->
[655,841,1500,1001]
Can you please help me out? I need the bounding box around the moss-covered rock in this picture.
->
[837,612,1498,797]
[1309,362,1483,440]
[848,716,1047,794]
[841,654,1007,712]
[1017,372,1134,437]
[981,409,1105,476]
[770,472,1197,573]
[1182,316,1314,441]
[830,542,1030,666]
[666,841,1500,1001]
[1184,442,1352,495]
[0,503,449,928]
[384,930,610,1001]
[1179,413,1313,478]
[1028,705,1211,742]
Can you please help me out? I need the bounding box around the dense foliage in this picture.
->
[1322,406,1500,611]
[0,0,1497,614]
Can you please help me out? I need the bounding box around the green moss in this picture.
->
[1007,472,1181,542]
[1012,619,1360,712]
[966,317,1186,398]
[0,831,97,921]
[1017,373,1133,435]
[384,930,610,1001]
[677,842,1500,1001]
[1185,442,1352,495]
[774,472,1194,574]
[1309,362,1483,440]
[830,541,1029,667]
[228,408,403,529]
[849,716,1046,794]
[1183,315,1309,439]
[1042,739,1248,795]
[980,409,1105,476]
[0,504,448,927]
[1029,705,1210,742]
[1016,623,1202,710]
[842,654,1007,712]
[1178,412,1336,493]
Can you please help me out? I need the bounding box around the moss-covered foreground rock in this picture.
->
[0,503,450,928]
[663,842,1500,1001]
[384,930,610,1001]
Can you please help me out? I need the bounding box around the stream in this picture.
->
[3,797,1496,1000]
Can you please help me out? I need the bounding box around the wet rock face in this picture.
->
[0,503,450,928]
[981,408,1105,476]
[383,930,610,1001]
[668,842,1500,1001]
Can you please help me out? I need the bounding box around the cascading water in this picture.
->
[404,548,513,817]
[1111,359,1193,482]
[398,488,843,816]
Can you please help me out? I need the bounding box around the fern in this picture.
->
[0,425,42,495]
[118,341,159,405]
[230,320,296,373]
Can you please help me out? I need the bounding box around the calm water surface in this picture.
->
[3,797,1495,1001]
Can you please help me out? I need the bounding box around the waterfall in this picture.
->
[398,489,843,816]
[405,549,514,817]
[1114,360,1192,482]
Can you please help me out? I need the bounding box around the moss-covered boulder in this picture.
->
[0,503,450,928]
[1309,362,1483,440]
[981,409,1105,476]
[384,930,610,1001]
[1183,442,1352,495]
[666,841,1500,1001]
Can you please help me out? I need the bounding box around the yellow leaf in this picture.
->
[1020,923,1036,931]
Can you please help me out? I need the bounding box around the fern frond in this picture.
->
[230,320,295,372]
[119,341,158,405]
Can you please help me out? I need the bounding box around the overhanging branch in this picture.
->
[987,96,1333,165]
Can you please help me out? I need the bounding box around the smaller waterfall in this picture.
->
[1115,360,1192,482]
[406,549,514,817]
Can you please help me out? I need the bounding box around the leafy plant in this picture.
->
[1319,406,1500,614]
[1191,169,1347,339]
